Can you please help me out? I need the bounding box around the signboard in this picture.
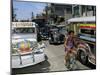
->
[12,22,35,28]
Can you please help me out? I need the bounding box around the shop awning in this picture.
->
[68,16,96,23]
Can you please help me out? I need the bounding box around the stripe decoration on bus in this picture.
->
[79,35,96,42]
[80,24,96,29]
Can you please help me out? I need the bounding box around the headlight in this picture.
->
[12,43,18,54]
[12,43,17,48]
[33,43,45,54]
[34,48,44,54]
[28,41,39,52]
[31,41,38,49]
[49,37,51,40]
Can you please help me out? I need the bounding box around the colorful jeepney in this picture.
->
[11,22,46,68]
[68,16,96,65]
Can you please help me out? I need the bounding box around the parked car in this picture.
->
[39,27,49,40]
[49,27,65,44]
[59,27,68,36]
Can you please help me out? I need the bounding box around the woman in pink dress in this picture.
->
[64,31,75,65]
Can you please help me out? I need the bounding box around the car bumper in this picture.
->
[41,36,48,39]
[12,52,46,68]
[88,55,96,65]
[53,41,61,43]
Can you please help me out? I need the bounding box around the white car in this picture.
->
[11,22,46,68]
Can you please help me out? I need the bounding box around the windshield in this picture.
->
[51,29,59,32]
[79,29,96,38]
[13,28,35,33]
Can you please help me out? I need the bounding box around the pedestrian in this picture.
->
[64,30,75,65]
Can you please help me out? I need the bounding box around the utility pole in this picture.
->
[64,8,67,25]
[79,5,82,17]
[13,8,17,22]
[12,4,16,22]
[31,12,34,21]
[72,5,74,17]
[85,6,87,16]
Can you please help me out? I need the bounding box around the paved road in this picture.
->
[43,41,90,71]
[12,40,91,74]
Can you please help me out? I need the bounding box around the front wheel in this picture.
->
[78,50,88,65]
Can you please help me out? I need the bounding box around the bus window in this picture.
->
[80,29,95,35]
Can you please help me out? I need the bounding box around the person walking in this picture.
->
[64,30,75,65]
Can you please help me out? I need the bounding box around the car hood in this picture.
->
[12,34,37,43]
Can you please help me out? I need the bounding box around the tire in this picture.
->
[39,61,45,65]
[45,54,48,60]
[78,50,88,65]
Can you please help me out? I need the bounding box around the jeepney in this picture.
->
[68,16,96,65]
[11,22,46,68]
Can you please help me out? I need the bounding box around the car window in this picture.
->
[59,28,67,34]
[13,28,35,33]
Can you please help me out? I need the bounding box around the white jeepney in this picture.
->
[11,22,46,68]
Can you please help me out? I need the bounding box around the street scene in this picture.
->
[12,0,96,75]
[12,40,95,74]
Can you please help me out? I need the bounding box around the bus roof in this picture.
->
[68,16,95,23]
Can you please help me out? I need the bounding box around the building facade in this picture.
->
[46,3,72,25]
[68,5,96,35]
[72,5,96,17]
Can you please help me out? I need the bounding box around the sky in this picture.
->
[13,0,47,20]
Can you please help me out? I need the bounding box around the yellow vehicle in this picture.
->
[68,16,96,65]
